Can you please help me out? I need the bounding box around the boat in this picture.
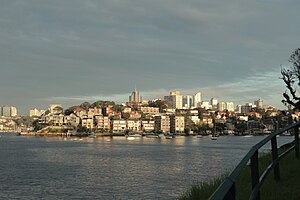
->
[126,136,135,140]
[243,135,253,138]
[196,135,203,138]
[127,133,142,137]
[146,135,159,138]
[211,136,218,140]
[88,134,96,138]
[166,136,173,139]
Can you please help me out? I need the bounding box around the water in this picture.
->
[0,133,293,200]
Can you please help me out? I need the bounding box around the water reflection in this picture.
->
[0,134,294,200]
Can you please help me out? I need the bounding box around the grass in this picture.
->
[179,149,300,200]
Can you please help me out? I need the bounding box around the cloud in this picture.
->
[0,0,299,113]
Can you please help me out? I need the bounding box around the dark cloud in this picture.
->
[0,0,299,113]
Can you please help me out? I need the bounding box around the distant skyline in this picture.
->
[1,0,300,114]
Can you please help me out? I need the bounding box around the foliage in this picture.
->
[91,100,116,108]
[14,116,35,127]
[80,102,91,110]
[64,106,80,115]
[148,100,168,112]
[32,119,46,131]
[281,48,300,109]
[179,149,300,200]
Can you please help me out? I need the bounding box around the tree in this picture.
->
[80,102,91,110]
[148,100,168,112]
[281,48,300,110]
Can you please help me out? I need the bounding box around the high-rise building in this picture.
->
[1,106,17,117]
[182,95,193,109]
[10,107,17,117]
[201,101,211,110]
[193,92,202,107]
[226,102,235,112]
[164,91,182,109]
[241,103,253,114]
[254,99,263,109]
[129,88,142,103]
[236,105,242,113]
[2,106,11,117]
[217,102,226,111]
[210,98,218,109]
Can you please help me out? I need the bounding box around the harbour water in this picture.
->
[0,133,293,200]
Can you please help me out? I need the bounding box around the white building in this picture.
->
[193,92,202,107]
[210,98,218,109]
[30,108,46,117]
[254,99,263,109]
[217,102,226,111]
[201,101,211,110]
[182,95,193,109]
[226,102,235,112]
[170,115,185,133]
[164,91,183,109]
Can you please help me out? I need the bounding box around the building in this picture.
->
[112,120,127,132]
[210,98,218,109]
[81,115,94,129]
[30,108,46,117]
[182,95,193,109]
[64,113,80,127]
[49,104,63,114]
[142,119,155,132]
[154,115,170,133]
[127,120,142,132]
[193,92,202,107]
[10,107,17,117]
[1,106,15,117]
[254,99,263,109]
[236,105,242,113]
[164,91,182,109]
[129,88,142,103]
[217,102,226,111]
[140,107,159,115]
[170,115,185,133]
[201,101,211,110]
[226,102,235,112]
[241,103,253,114]
[95,116,110,130]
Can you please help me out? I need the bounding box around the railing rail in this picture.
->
[209,121,300,200]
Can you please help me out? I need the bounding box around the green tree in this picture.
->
[148,100,168,112]
[64,106,80,115]
[91,100,116,108]
[281,48,300,110]
[80,102,91,110]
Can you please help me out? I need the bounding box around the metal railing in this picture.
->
[209,121,300,200]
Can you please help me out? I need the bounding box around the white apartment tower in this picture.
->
[182,95,193,109]
[129,88,142,103]
[210,98,218,109]
[164,91,183,109]
[217,102,226,111]
[254,99,263,109]
[1,106,17,117]
[193,92,202,107]
[10,107,17,117]
[226,102,235,112]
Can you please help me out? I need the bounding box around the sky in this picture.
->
[1,0,300,115]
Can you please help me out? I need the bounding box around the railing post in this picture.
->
[251,150,260,200]
[224,182,235,200]
[271,136,280,181]
[295,126,299,159]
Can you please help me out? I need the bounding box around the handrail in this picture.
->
[209,121,300,200]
